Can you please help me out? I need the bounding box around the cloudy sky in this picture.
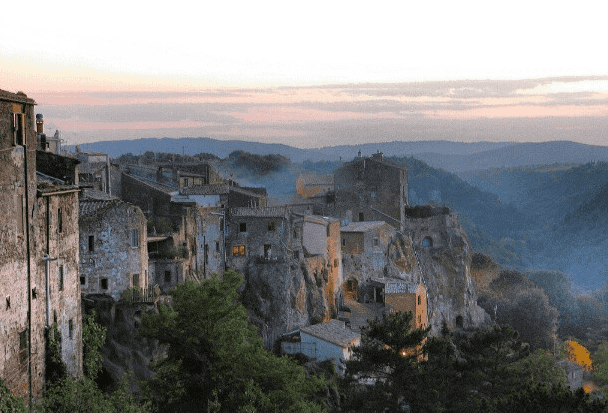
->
[2,1,607,149]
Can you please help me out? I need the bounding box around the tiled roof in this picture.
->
[229,206,288,218]
[123,173,178,195]
[301,320,360,347]
[299,173,334,186]
[180,185,230,195]
[305,215,339,225]
[81,188,117,201]
[79,199,121,217]
[341,221,386,232]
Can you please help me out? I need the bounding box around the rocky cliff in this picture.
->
[241,256,337,350]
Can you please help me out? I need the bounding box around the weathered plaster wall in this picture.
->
[80,201,148,301]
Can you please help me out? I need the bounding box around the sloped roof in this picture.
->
[301,319,360,347]
[79,199,121,217]
[229,206,288,218]
[180,185,231,195]
[299,173,334,186]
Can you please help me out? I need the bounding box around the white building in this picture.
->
[281,319,360,375]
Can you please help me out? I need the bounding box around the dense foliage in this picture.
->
[341,312,606,413]
[140,271,329,412]
[227,150,290,175]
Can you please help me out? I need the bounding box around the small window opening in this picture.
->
[100,278,108,290]
[358,212,364,221]
[164,271,171,283]
[373,237,379,246]
[239,222,247,232]
[418,295,421,305]
[13,113,25,146]
[342,238,346,247]
[59,265,64,291]
[32,287,37,299]
[57,208,63,233]
[19,330,28,367]
[80,276,85,285]
[131,228,140,247]
[216,242,220,251]
[132,273,139,288]
[69,319,73,339]
[6,296,10,310]
[88,235,95,252]
[268,221,276,231]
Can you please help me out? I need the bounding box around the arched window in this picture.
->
[422,236,433,248]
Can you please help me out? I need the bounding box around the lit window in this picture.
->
[232,245,246,256]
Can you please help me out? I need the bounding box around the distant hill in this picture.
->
[66,138,513,162]
[460,162,608,289]
[68,138,608,172]
[415,141,608,173]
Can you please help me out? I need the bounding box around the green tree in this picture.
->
[0,376,28,413]
[341,311,431,412]
[82,309,107,380]
[140,271,329,412]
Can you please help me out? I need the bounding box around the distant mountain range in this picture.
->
[69,138,608,173]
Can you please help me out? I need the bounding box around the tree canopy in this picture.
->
[140,271,329,413]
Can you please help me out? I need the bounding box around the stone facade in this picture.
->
[296,173,334,199]
[79,199,148,301]
[313,152,408,230]
[0,90,83,403]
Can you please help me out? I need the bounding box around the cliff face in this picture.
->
[84,295,161,393]
[386,222,490,336]
[241,256,337,350]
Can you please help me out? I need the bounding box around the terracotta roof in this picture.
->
[341,221,386,232]
[301,320,360,347]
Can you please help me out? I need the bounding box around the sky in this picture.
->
[2,0,608,149]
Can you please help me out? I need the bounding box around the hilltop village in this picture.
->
[5,89,602,410]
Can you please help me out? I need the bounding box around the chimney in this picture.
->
[36,113,44,134]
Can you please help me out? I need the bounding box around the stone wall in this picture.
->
[80,200,148,301]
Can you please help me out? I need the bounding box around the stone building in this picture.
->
[312,152,408,230]
[79,199,148,301]
[296,173,334,199]
[0,90,83,403]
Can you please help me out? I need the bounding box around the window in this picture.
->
[334,258,339,268]
[239,222,247,232]
[204,244,209,264]
[88,235,95,252]
[100,278,108,290]
[232,245,246,256]
[326,225,330,237]
[59,265,64,291]
[17,195,25,235]
[358,212,364,221]
[132,273,139,288]
[418,295,421,305]
[342,238,346,247]
[294,250,300,260]
[32,287,37,299]
[131,228,140,248]
[373,237,379,246]
[268,221,276,231]
[57,208,63,233]
[13,113,25,146]
[19,330,27,368]
[370,191,377,200]
[6,296,10,310]
[80,276,85,286]
[417,314,421,325]
[216,242,220,252]
[164,271,171,283]
[69,319,73,339]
